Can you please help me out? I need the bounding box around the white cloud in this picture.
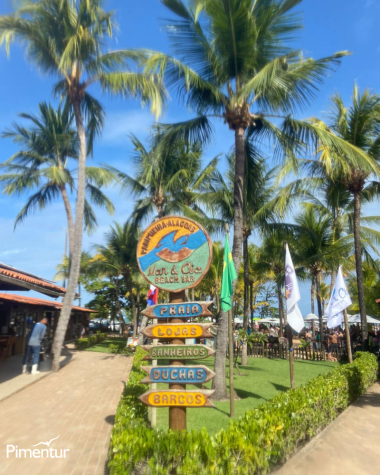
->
[0,248,27,257]
[101,109,155,145]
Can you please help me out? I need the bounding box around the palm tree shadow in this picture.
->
[234,388,267,400]
[271,382,289,391]
[237,365,264,372]
[213,406,230,416]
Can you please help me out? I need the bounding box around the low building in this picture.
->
[0,293,95,356]
[0,262,66,298]
[0,263,95,357]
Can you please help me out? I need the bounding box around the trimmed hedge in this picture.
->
[75,332,106,350]
[108,348,378,475]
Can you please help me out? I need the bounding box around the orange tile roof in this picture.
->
[376,299,380,303]
[0,264,66,295]
[0,293,96,313]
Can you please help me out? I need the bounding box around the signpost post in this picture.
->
[136,216,214,431]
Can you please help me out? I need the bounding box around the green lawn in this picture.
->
[155,357,337,434]
[85,337,127,353]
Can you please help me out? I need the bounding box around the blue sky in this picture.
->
[0,0,379,315]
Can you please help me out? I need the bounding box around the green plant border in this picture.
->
[74,332,106,350]
[108,348,378,474]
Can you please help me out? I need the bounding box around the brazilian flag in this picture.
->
[220,234,238,311]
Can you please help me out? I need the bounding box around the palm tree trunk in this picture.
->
[213,126,246,400]
[59,185,75,260]
[131,291,138,337]
[311,275,315,314]
[241,234,249,365]
[330,270,337,296]
[114,279,124,333]
[138,315,148,345]
[250,282,254,330]
[136,286,141,332]
[215,281,220,314]
[231,127,245,272]
[78,281,81,307]
[277,281,284,337]
[315,271,325,357]
[353,192,367,342]
[52,101,87,372]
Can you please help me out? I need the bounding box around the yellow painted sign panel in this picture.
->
[139,389,215,407]
[142,323,212,339]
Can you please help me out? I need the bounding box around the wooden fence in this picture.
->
[244,343,348,361]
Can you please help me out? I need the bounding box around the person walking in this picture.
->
[22,317,47,375]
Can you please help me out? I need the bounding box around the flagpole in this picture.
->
[284,242,296,390]
[228,308,235,417]
[224,223,235,418]
[150,318,158,427]
[343,309,353,364]
[326,266,353,364]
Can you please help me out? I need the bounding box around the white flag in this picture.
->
[326,267,352,329]
[285,244,304,333]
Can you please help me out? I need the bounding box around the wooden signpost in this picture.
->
[140,390,215,408]
[136,216,214,431]
[142,323,213,339]
[141,365,216,384]
[141,344,215,360]
[141,301,213,319]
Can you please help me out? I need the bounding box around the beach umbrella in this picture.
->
[304,314,319,321]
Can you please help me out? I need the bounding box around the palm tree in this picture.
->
[197,242,225,314]
[202,154,283,365]
[0,102,115,258]
[347,260,380,320]
[0,0,166,371]
[146,0,348,399]
[254,232,293,337]
[109,129,218,225]
[294,206,353,349]
[54,251,94,306]
[98,222,140,335]
[89,249,127,335]
[285,85,380,342]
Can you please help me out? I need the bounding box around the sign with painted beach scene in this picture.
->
[136,216,213,292]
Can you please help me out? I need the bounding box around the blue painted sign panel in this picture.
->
[141,301,213,319]
[141,365,215,384]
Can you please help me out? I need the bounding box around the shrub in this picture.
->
[109,344,120,354]
[88,335,97,346]
[75,333,106,350]
[75,339,89,350]
[108,351,378,475]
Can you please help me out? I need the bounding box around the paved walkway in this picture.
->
[0,349,132,475]
[0,348,73,402]
[275,382,380,475]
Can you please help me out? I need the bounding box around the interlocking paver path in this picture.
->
[0,349,132,475]
[275,382,380,475]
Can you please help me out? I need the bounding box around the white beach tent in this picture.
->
[304,313,319,321]
[348,314,380,324]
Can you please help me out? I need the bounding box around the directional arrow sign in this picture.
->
[139,389,215,408]
[141,344,215,361]
[142,323,213,339]
[141,301,213,319]
[141,365,215,384]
